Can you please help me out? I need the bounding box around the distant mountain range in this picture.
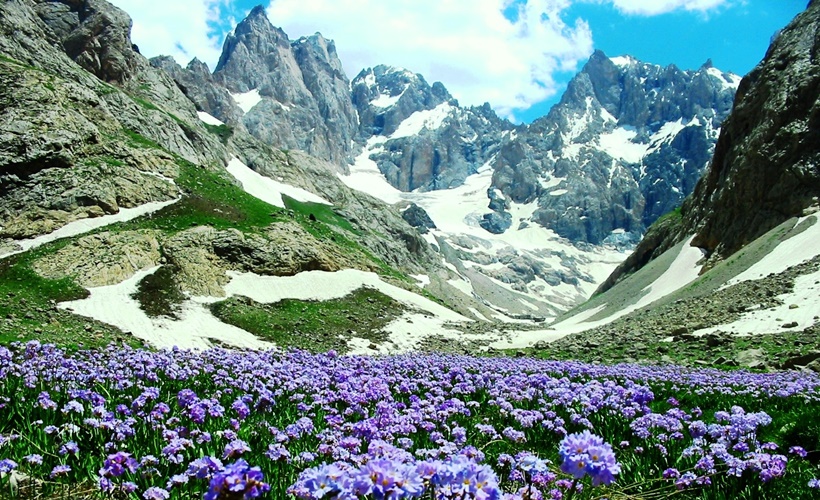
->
[153,6,739,246]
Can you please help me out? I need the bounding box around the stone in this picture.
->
[401,203,437,233]
[479,211,512,234]
[782,351,820,370]
[735,348,767,368]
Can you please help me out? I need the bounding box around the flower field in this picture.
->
[1,341,820,499]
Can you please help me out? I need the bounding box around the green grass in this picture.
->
[0,246,136,350]
[116,159,277,233]
[130,265,186,319]
[209,287,405,352]
[282,195,357,234]
[202,122,234,143]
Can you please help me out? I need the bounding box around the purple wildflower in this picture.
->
[204,459,270,500]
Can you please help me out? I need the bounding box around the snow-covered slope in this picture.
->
[342,131,628,321]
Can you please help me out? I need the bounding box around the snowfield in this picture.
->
[230,89,262,113]
[226,157,332,208]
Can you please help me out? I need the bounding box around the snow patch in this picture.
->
[390,103,454,139]
[197,111,224,126]
[610,55,636,67]
[695,268,820,337]
[59,267,274,351]
[371,89,405,108]
[707,67,742,90]
[723,215,820,288]
[0,197,180,260]
[226,157,331,208]
[224,269,468,323]
[598,127,647,164]
[230,89,262,113]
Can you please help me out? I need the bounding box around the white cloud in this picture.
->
[108,0,225,70]
[266,0,593,120]
[109,0,735,119]
[607,0,733,16]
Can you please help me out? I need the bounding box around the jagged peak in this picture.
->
[247,5,268,20]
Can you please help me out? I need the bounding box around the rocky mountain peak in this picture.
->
[352,65,454,138]
[599,0,820,291]
[490,50,739,244]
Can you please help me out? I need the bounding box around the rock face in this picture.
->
[600,0,820,288]
[208,6,358,166]
[33,0,140,84]
[401,203,437,234]
[490,51,737,244]
[352,65,515,191]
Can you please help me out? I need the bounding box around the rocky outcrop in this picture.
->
[352,66,515,192]
[210,7,358,166]
[601,0,820,287]
[32,230,163,286]
[685,1,820,262]
[0,57,181,239]
[33,0,140,84]
[490,50,737,244]
[401,203,437,234]
[150,56,246,129]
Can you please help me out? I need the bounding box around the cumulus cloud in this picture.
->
[607,0,734,16]
[110,0,735,119]
[108,0,226,70]
[266,0,593,119]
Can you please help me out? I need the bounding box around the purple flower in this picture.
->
[662,468,680,479]
[558,431,620,486]
[809,478,820,488]
[0,459,17,473]
[24,454,43,465]
[50,464,71,478]
[223,439,251,460]
[100,451,139,478]
[789,446,807,458]
[186,456,224,479]
[205,459,270,500]
[59,441,79,456]
[142,486,170,500]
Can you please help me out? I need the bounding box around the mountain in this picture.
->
[350,65,515,192]
[156,5,359,167]
[1,0,505,352]
[143,6,740,320]
[488,51,737,244]
[598,0,820,292]
[509,0,820,369]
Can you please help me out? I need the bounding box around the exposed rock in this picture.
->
[32,230,162,286]
[401,203,437,233]
[479,211,512,234]
[782,351,820,370]
[605,1,820,283]
[491,50,737,243]
[735,348,767,368]
[34,0,139,84]
[211,7,358,166]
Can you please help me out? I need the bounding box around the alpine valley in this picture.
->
[3,1,820,499]
[0,0,818,367]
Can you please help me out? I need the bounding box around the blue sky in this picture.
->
[112,0,806,123]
